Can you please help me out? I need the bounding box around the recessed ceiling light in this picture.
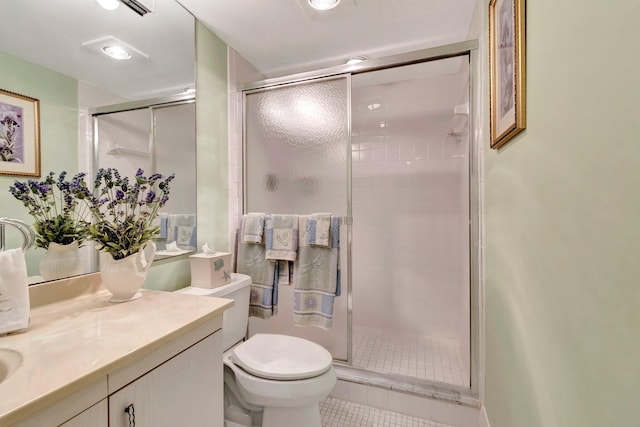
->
[367,102,381,111]
[97,0,120,11]
[102,45,132,60]
[308,0,340,11]
[346,56,368,65]
[83,36,148,61]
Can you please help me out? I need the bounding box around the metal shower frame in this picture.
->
[241,40,481,406]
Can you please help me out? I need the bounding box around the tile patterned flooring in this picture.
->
[351,327,468,387]
[320,397,456,427]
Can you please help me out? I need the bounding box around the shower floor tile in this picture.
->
[320,396,457,427]
[352,327,468,387]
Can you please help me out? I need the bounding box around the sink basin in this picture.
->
[0,349,22,384]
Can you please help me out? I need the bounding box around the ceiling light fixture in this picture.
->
[83,36,148,61]
[346,56,368,65]
[102,45,132,60]
[97,0,120,10]
[308,0,340,11]
[367,102,381,111]
[121,0,152,16]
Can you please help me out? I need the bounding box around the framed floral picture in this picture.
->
[489,0,526,149]
[0,89,40,176]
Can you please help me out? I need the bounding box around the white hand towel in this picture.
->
[242,213,266,244]
[0,248,30,334]
[265,214,298,262]
[307,213,332,247]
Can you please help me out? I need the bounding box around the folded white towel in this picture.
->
[306,213,332,247]
[242,213,266,244]
[265,214,298,262]
[0,248,30,334]
[167,214,197,249]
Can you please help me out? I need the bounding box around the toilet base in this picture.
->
[262,403,322,427]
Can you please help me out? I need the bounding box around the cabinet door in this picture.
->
[60,399,108,427]
[109,332,223,427]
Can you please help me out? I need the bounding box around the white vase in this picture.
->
[100,241,156,303]
[39,241,83,281]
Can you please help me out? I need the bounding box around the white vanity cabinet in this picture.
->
[60,400,108,427]
[108,332,223,427]
[0,280,231,427]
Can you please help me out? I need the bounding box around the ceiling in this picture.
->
[179,0,479,78]
[0,0,195,101]
[0,0,479,100]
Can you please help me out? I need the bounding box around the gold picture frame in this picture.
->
[0,89,41,176]
[489,0,526,149]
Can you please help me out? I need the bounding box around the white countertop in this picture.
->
[0,274,232,425]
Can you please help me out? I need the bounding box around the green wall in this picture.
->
[195,21,229,253]
[147,21,229,292]
[483,1,640,426]
[0,51,78,274]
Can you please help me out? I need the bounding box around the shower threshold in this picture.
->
[332,363,480,409]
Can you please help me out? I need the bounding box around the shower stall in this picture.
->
[240,41,478,399]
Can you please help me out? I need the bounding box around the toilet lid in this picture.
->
[231,334,333,380]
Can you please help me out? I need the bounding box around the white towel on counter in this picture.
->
[293,215,340,330]
[0,248,30,334]
[242,212,266,244]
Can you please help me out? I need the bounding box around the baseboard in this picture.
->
[479,405,491,427]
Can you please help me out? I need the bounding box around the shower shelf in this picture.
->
[106,143,149,157]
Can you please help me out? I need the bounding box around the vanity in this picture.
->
[0,274,232,426]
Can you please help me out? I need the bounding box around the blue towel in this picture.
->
[293,215,340,329]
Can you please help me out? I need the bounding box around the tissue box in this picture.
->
[189,252,232,288]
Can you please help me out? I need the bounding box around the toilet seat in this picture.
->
[231,334,333,380]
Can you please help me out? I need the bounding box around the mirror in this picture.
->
[0,0,196,284]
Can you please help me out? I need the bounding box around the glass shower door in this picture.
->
[243,76,350,360]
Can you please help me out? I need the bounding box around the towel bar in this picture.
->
[0,217,36,253]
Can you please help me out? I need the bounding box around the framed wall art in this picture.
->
[489,0,526,149]
[0,89,40,176]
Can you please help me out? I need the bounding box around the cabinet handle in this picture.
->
[124,403,136,426]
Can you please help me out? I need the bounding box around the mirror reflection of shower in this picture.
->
[92,97,197,257]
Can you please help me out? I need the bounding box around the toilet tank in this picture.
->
[175,273,251,351]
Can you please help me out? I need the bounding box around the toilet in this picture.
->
[176,273,336,427]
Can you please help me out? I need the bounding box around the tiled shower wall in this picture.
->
[351,64,470,379]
